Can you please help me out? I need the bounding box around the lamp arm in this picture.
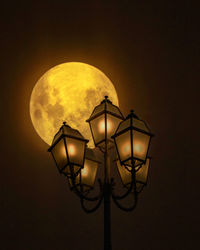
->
[80,194,103,213]
[111,178,134,200]
[111,169,137,200]
[136,182,146,194]
[72,177,103,201]
[112,192,138,212]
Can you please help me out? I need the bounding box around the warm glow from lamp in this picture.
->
[120,140,146,160]
[61,144,67,158]
[123,143,130,154]
[133,141,145,157]
[68,144,76,156]
[98,119,113,133]
[121,142,131,158]
[82,164,88,177]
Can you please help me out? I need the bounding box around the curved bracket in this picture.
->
[124,163,143,173]
[80,194,103,213]
[111,168,137,200]
[112,192,137,212]
[136,183,146,194]
[111,166,139,211]
[72,178,103,201]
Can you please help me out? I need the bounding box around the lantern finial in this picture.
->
[62,121,71,128]
[101,95,112,104]
[126,110,138,119]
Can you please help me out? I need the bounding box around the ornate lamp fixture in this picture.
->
[67,147,100,193]
[86,95,124,149]
[48,96,154,250]
[112,110,153,167]
[48,122,88,177]
[116,157,151,192]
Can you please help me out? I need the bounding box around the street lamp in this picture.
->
[48,96,154,250]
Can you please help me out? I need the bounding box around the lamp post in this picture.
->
[48,96,154,250]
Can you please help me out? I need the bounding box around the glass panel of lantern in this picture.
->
[115,130,131,163]
[116,160,132,187]
[116,157,151,187]
[89,114,105,146]
[131,116,153,162]
[48,122,88,177]
[132,130,150,162]
[135,157,151,184]
[51,138,67,172]
[65,137,86,166]
[112,110,153,166]
[107,114,123,141]
[81,158,99,189]
[86,96,124,148]
[67,148,99,192]
[90,113,124,147]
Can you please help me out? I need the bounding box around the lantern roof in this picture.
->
[113,110,154,137]
[86,96,124,122]
[48,122,88,151]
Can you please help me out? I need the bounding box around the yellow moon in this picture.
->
[30,62,119,148]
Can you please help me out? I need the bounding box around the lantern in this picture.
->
[112,110,153,167]
[48,122,88,177]
[86,96,124,149]
[68,148,100,192]
[116,157,151,187]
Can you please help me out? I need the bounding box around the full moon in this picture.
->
[30,62,119,147]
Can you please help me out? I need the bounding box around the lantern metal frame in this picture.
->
[67,149,101,194]
[116,157,152,193]
[48,122,89,177]
[86,95,124,149]
[112,110,154,167]
[48,96,154,250]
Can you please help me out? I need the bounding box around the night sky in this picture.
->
[1,1,199,250]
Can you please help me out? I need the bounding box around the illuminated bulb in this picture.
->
[98,119,113,133]
[68,144,76,156]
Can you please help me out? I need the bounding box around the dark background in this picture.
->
[0,1,199,250]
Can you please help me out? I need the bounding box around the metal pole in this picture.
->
[104,109,112,250]
[104,180,111,250]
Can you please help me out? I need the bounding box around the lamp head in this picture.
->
[48,122,89,177]
[112,110,154,167]
[86,96,124,149]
